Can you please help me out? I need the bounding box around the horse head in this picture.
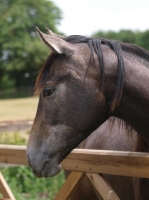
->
[27,28,109,177]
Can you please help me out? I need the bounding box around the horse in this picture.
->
[65,117,147,200]
[27,28,149,197]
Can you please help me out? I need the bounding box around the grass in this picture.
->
[0,97,38,122]
[0,130,29,145]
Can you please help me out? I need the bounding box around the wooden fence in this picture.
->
[0,145,149,199]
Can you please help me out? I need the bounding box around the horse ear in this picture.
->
[36,27,73,55]
[45,27,65,39]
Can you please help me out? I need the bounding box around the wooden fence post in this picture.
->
[0,172,16,200]
[87,173,120,200]
[54,171,85,200]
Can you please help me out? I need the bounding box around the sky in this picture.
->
[53,0,149,36]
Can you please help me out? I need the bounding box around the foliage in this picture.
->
[0,131,27,145]
[1,166,64,200]
[92,29,149,50]
[0,0,62,89]
[1,0,149,97]
[0,130,65,200]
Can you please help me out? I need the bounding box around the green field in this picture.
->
[0,97,39,122]
[0,97,65,200]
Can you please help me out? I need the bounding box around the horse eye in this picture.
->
[43,88,55,97]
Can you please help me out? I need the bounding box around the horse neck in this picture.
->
[106,53,149,143]
[116,61,149,142]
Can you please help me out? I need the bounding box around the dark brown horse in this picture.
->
[27,28,149,197]
[65,117,147,200]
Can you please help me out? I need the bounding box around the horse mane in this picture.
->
[35,35,149,112]
[64,35,149,111]
[119,42,149,60]
[65,35,149,61]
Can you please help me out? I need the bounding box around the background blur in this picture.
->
[0,0,149,199]
[0,0,149,99]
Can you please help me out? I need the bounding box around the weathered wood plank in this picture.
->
[0,145,27,166]
[0,198,12,200]
[0,145,149,178]
[86,173,120,200]
[0,173,16,200]
[54,171,84,200]
[61,149,149,178]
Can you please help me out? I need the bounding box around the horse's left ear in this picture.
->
[36,27,74,55]
[45,27,65,39]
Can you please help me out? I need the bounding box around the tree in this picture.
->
[137,30,149,51]
[92,29,149,50]
[0,0,62,89]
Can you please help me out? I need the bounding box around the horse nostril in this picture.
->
[32,168,43,178]
[26,154,42,177]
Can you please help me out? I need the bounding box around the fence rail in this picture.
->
[0,145,149,178]
[0,145,149,199]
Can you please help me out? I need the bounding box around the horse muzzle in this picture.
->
[27,149,62,177]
